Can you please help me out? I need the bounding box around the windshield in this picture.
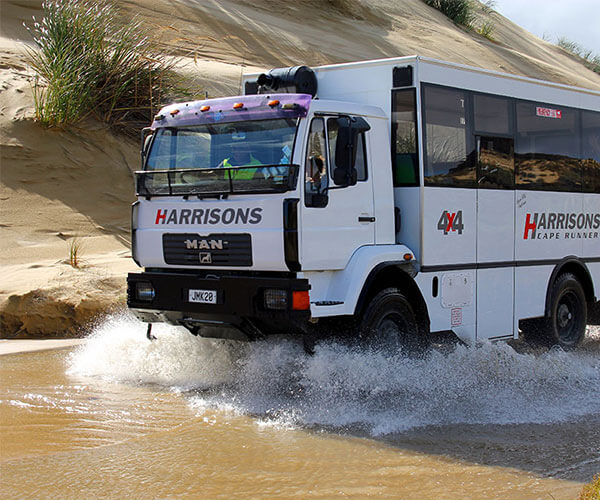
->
[138,118,299,196]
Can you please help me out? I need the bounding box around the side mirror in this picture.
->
[333,166,357,186]
[333,116,370,186]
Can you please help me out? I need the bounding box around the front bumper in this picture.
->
[127,271,311,339]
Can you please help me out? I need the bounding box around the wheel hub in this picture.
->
[557,303,572,328]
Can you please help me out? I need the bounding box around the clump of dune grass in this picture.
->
[423,0,497,40]
[24,0,189,134]
[424,0,475,29]
[68,237,83,268]
[476,20,495,40]
[557,37,600,75]
[579,473,600,500]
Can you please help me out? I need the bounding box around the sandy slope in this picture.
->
[0,0,599,338]
[0,40,140,337]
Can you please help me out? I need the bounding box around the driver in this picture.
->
[220,137,262,180]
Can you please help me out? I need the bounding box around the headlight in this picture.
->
[136,282,155,302]
[264,289,287,310]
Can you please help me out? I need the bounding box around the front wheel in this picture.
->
[545,273,587,348]
[359,288,427,355]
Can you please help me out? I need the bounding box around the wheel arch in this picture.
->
[544,256,595,318]
[354,263,430,335]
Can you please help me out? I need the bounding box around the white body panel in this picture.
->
[583,193,600,259]
[135,195,289,270]
[301,244,415,317]
[476,190,515,339]
[422,187,477,266]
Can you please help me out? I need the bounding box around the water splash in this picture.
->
[69,314,600,435]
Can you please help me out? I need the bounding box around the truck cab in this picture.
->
[127,80,416,342]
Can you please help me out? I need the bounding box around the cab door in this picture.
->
[300,115,375,270]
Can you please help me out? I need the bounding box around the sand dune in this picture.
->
[1,0,598,337]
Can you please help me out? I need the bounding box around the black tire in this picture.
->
[545,273,587,348]
[359,287,427,355]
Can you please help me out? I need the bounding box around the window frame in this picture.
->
[580,109,600,194]
[419,82,595,194]
[421,83,476,189]
[391,88,420,187]
[304,116,330,208]
[514,99,583,193]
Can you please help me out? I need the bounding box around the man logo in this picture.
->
[185,239,225,250]
[199,252,212,264]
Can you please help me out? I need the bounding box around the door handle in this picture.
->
[358,216,376,222]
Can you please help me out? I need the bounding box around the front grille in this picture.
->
[162,233,252,266]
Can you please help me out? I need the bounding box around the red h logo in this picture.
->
[155,209,166,224]
[523,213,537,240]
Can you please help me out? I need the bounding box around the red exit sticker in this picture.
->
[536,106,562,119]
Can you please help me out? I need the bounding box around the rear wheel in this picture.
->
[359,288,427,355]
[545,273,587,348]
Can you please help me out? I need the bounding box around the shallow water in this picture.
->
[1,314,599,499]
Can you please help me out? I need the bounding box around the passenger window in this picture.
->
[516,102,581,192]
[477,136,514,189]
[327,118,368,183]
[392,89,418,186]
[474,94,511,135]
[582,110,600,193]
[305,118,329,207]
[423,85,475,188]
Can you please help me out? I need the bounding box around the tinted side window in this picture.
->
[423,85,475,187]
[474,94,511,136]
[477,136,514,189]
[582,110,600,193]
[392,89,419,186]
[516,102,581,192]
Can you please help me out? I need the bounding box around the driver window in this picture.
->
[305,118,329,207]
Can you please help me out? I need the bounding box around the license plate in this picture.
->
[188,289,217,304]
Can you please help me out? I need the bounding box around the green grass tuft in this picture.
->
[424,0,497,41]
[477,20,495,40]
[424,0,476,29]
[557,37,600,75]
[68,237,83,268]
[24,0,190,134]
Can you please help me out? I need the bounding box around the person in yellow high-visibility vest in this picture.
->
[220,142,263,180]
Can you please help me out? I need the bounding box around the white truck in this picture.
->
[127,56,600,350]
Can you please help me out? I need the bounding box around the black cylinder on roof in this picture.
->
[256,65,317,97]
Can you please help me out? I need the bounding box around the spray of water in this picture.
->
[68,313,600,435]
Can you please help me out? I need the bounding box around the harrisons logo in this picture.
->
[155,207,262,225]
[523,212,600,240]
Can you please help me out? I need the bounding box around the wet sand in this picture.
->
[1,316,598,499]
[0,339,84,356]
